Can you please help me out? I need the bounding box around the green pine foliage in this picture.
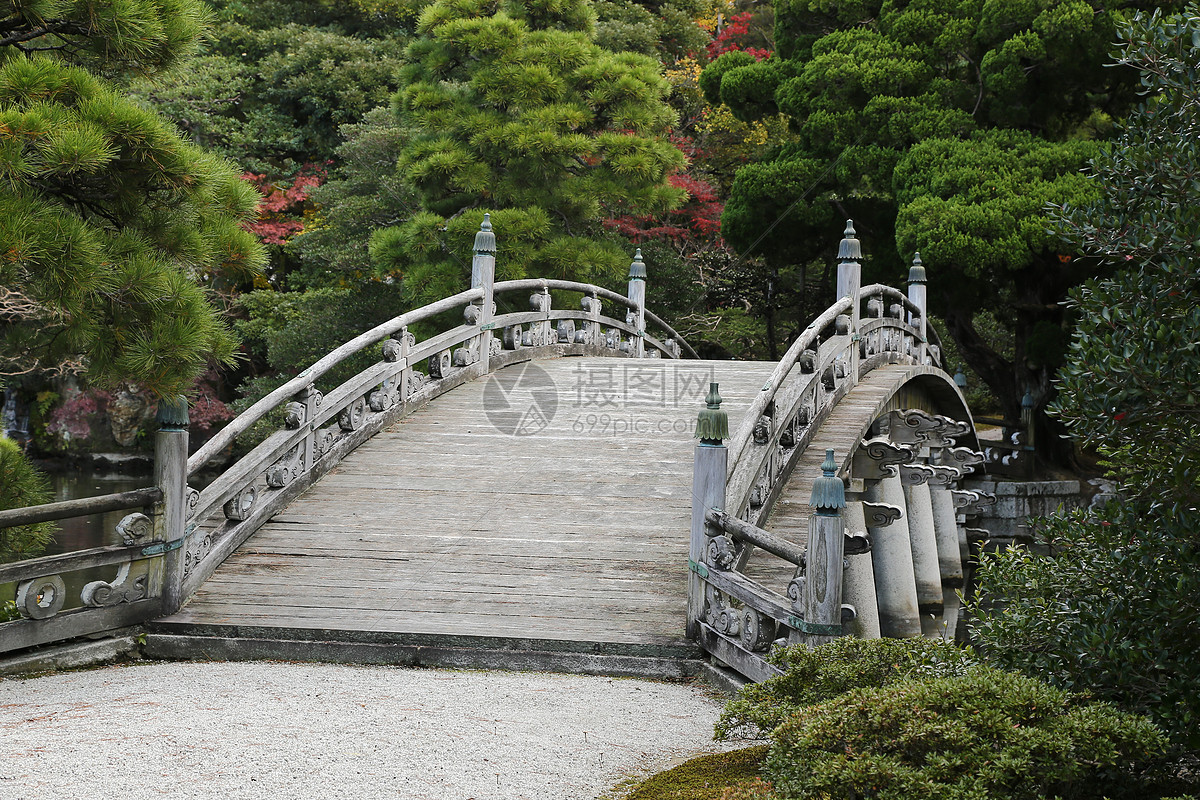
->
[0,0,266,397]
[702,0,1181,449]
[370,0,686,304]
[970,6,1200,751]
[0,437,54,563]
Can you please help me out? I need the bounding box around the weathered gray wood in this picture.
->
[166,359,777,650]
[187,286,486,474]
[707,510,804,565]
[156,405,188,614]
[689,437,726,639]
[0,598,160,653]
[0,487,160,528]
[0,542,152,584]
[870,474,922,638]
[903,479,944,636]
[699,566,794,624]
[699,623,782,683]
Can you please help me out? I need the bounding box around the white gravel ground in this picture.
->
[0,660,738,800]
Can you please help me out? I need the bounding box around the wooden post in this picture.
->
[836,220,862,385]
[472,214,497,372]
[688,382,728,640]
[841,500,880,638]
[799,449,846,647]
[907,252,927,363]
[627,248,646,358]
[903,476,945,637]
[155,395,189,615]
[869,474,922,638]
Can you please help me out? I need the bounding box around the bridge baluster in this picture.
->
[473,215,496,372]
[155,396,189,614]
[837,221,862,386]
[688,382,729,641]
[793,449,851,647]
[627,249,646,358]
[907,252,927,364]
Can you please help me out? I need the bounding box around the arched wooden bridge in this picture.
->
[0,220,995,681]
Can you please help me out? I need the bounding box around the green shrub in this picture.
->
[0,437,53,563]
[763,666,1173,800]
[969,502,1200,749]
[715,638,978,741]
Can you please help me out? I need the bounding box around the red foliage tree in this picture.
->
[242,164,328,246]
[707,12,771,61]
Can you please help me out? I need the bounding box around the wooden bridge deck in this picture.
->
[157,358,779,657]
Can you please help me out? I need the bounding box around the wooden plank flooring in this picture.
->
[162,358,779,649]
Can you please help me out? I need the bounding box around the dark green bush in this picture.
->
[969,502,1200,748]
[763,666,1172,800]
[715,637,977,741]
[0,437,53,563]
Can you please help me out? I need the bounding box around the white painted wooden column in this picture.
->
[836,220,862,386]
[471,214,497,372]
[627,248,646,358]
[155,396,189,615]
[688,382,727,640]
[869,474,922,638]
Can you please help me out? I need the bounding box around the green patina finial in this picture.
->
[810,448,845,515]
[629,248,646,280]
[837,219,861,261]
[695,382,728,445]
[156,395,189,431]
[473,213,496,254]
[908,251,926,284]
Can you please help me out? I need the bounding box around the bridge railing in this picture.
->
[0,215,694,656]
[726,225,942,530]
[687,220,951,681]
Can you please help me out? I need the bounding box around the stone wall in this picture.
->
[962,478,1089,546]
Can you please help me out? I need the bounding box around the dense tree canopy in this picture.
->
[0,0,266,396]
[702,0,1181,454]
[129,1,408,173]
[369,0,687,303]
[971,5,1200,748]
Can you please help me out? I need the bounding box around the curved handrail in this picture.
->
[727,296,853,469]
[188,287,484,475]
[492,279,700,359]
[189,279,695,476]
[726,284,943,472]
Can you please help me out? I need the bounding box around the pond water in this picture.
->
[44,472,149,555]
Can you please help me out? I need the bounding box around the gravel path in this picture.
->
[0,661,737,800]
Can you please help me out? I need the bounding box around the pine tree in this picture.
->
[0,0,266,397]
[369,0,686,303]
[702,0,1181,461]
